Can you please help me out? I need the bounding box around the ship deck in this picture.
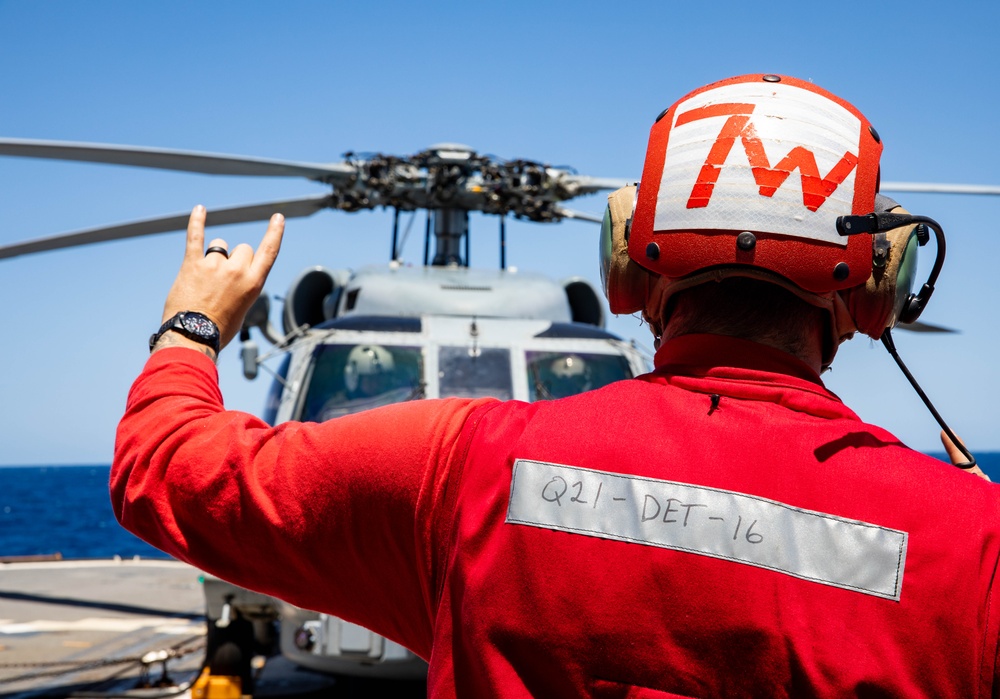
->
[0,558,387,698]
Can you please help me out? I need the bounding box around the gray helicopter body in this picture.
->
[259,262,649,680]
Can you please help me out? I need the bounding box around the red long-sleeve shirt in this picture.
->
[113,334,1000,697]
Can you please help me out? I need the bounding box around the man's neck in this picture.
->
[661,328,824,376]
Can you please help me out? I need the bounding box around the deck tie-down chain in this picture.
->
[0,635,204,685]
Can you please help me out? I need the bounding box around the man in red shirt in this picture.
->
[113,75,999,697]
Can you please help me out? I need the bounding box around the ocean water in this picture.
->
[0,465,166,559]
[2,456,1000,559]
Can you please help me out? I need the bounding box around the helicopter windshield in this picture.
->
[527,351,633,401]
[299,343,424,422]
[439,346,513,400]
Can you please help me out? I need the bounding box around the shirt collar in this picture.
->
[647,334,861,421]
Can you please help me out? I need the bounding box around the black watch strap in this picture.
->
[149,311,221,354]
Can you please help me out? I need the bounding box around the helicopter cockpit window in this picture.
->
[262,354,292,426]
[527,351,632,401]
[438,346,513,400]
[299,344,424,422]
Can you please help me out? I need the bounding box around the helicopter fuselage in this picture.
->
[227,262,651,680]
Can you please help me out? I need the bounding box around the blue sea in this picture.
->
[2,457,1000,559]
[0,465,166,559]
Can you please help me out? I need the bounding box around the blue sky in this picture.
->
[0,1,998,464]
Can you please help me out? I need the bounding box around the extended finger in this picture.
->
[250,213,285,277]
[939,430,988,480]
[940,430,967,464]
[941,430,959,462]
[185,205,207,260]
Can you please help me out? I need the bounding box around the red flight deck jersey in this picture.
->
[112,334,1000,698]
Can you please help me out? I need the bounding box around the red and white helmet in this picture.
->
[601,74,901,362]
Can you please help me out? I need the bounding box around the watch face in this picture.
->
[180,312,218,339]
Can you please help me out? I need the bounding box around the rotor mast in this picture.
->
[430,208,469,266]
[419,143,476,268]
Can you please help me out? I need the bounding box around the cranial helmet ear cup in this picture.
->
[840,205,918,338]
[601,185,656,315]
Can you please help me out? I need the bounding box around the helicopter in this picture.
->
[2,136,999,693]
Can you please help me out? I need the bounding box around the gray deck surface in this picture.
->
[0,559,386,698]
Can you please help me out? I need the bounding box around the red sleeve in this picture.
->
[988,538,1000,697]
[111,347,496,659]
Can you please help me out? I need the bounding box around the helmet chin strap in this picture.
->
[880,328,977,470]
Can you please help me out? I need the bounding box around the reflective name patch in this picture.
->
[506,460,907,601]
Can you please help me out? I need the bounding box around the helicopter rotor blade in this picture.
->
[880,181,1000,197]
[897,320,957,334]
[553,206,604,223]
[0,138,357,184]
[560,175,632,195]
[0,193,333,260]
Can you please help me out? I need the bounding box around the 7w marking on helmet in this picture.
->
[676,101,859,213]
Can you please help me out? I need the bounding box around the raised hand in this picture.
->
[156,205,284,355]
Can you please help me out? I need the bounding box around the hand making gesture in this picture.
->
[152,205,284,358]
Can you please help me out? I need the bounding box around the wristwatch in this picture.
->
[149,311,221,354]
